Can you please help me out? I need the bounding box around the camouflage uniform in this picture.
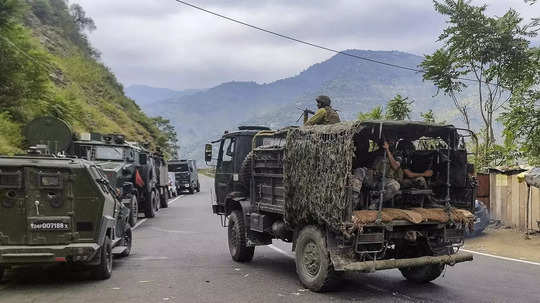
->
[370,155,402,201]
[304,95,341,126]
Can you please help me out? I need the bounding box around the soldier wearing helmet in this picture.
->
[304,95,341,126]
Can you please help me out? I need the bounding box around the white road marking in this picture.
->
[148,226,195,234]
[132,218,147,230]
[268,244,294,259]
[132,196,183,231]
[127,256,169,261]
[461,249,540,266]
[168,195,184,205]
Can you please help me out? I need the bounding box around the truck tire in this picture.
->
[239,151,254,191]
[92,236,113,280]
[144,191,156,218]
[128,196,138,227]
[397,243,444,283]
[0,266,4,281]
[196,181,200,192]
[295,226,337,292]
[154,190,160,212]
[119,226,133,258]
[188,186,194,194]
[399,263,444,283]
[228,210,254,262]
[160,188,169,208]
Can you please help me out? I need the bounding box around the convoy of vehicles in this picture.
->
[168,159,200,194]
[0,118,133,281]
[208,122,476,291]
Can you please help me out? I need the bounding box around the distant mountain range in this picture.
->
[127,50,479,164]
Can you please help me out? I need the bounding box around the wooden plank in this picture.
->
[532,187,540,231]
[511,175,520,229]
[518,180,527,232]
[490,173,499,220]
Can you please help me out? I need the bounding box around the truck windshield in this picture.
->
[94,146,124,161]
[169,164,189,172]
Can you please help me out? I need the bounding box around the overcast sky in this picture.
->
[72,0,539,91]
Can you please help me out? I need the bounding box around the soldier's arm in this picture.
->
[383,142,401,170]
[304,108,327,125]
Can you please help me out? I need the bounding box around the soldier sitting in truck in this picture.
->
[365,140,435,209]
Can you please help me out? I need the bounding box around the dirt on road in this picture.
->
[464,227,540,263]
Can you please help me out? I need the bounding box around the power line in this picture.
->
[173,0,505,87]
[174,0,423,73]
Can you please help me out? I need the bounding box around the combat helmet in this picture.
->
[316,95,331,107]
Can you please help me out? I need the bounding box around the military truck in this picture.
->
[207,122,476,292]
[0,119,132,281]
[168,159,200,194]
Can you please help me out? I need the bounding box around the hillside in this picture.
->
[139,50,477,163]
[125,84,203,108]
[0,0,167,155]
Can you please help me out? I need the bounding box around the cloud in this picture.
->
[72,0,540,90]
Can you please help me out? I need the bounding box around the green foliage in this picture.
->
[152,116,179,159]
[0,0,172,155]
[0,112,23,155]
[357,105,383,121]
[501,88,540,165]
[385,94,413,120]
[421,110,436,123]
[423,0,539,167]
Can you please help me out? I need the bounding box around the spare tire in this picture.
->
[239,151,254,191]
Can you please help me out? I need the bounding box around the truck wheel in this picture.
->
[399,264,444,283]
[0,266,4,281]
[295,226,337,292]
[129,196,138,227]
[196,181,200,192]
[119,226,133,258]
[228,210,254,262]
[144,192,156,218]
[160,188,169,208]
[154,191,160,212]
[92,236,113,280]
[188,187,194,194]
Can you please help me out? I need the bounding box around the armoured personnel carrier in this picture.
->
[208,122,476,292]
[0,117,132,281]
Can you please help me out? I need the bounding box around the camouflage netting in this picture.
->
[352,208,474,229]
[283,121,362,231]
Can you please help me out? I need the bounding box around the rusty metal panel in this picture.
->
[477,173,490,209]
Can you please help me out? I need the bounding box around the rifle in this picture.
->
[296,107,316,124]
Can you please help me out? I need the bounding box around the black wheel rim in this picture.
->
[302,241,321,277]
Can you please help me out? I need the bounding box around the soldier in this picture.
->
[367,141,434,209]
[304,95,341,126]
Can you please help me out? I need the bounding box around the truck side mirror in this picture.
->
[205,144,212,162]
[139,153,147,165]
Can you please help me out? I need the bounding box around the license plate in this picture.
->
[30,221,70,231]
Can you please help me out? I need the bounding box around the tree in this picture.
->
[152,116,180,159]
[421,110,436,123]
[422,0,539,167]
[357,105,383,121]
[385,94,413,120]
[69,3,96,32]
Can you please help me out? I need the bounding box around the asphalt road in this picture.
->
[1,175,539,303]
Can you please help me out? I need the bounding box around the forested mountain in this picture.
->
[125,85,203,108]
[0,0,169,155]
[139,50,477,163]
